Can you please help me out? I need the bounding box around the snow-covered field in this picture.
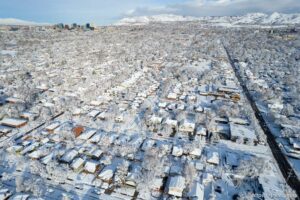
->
[0,19,299,199]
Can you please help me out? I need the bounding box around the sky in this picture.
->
[0,0,299,25]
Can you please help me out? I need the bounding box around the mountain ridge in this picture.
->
[0,18,49,26]
[116,12,300,26]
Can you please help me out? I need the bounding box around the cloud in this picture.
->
[124,0,300,17]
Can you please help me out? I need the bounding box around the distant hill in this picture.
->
[0,18,49,26]
[116,12,300,26]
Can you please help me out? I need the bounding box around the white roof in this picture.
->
[45,122,60,131]
[89,132,103,143]
[167,176,186,197]
[98,165,115,181]
[71,157,85,170]
[207,151,219,165]
[0,125,12,133]
[167,92,177,100]
[9,194,30,200]
[228,117,249,125]
[90,100,102,106]
[84,161,99,173]
[78,129,97,140]
[98,112,107,120]
[20,112,37,120]
[6,145,23,153]
[195,106,204,112]
[61,149,78,163]
[0,118,27,128]
[0,189,12,199]
[28,149,44,159]
[172,146,183,157]
[177,104,185,110]
[165,119,178,127]
[93,149,103,158]
[41,152,54,164]
[150,116,163,124]
[196,126,207,136]
[88,110,101,118]
[190,148,202,157]
[152,178,164,190]
[114,186,136,197]
[6,97,24,103]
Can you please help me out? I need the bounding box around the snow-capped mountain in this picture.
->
[0,18,49,26]
[115,14,199,25]
[116,12,300,26]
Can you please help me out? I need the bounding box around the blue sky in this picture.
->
[0,0,299,25]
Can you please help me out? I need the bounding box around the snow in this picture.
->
[0,50,17,57]
[225,152,239,167]
[0,17,297,199]
[229,123,257,141]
